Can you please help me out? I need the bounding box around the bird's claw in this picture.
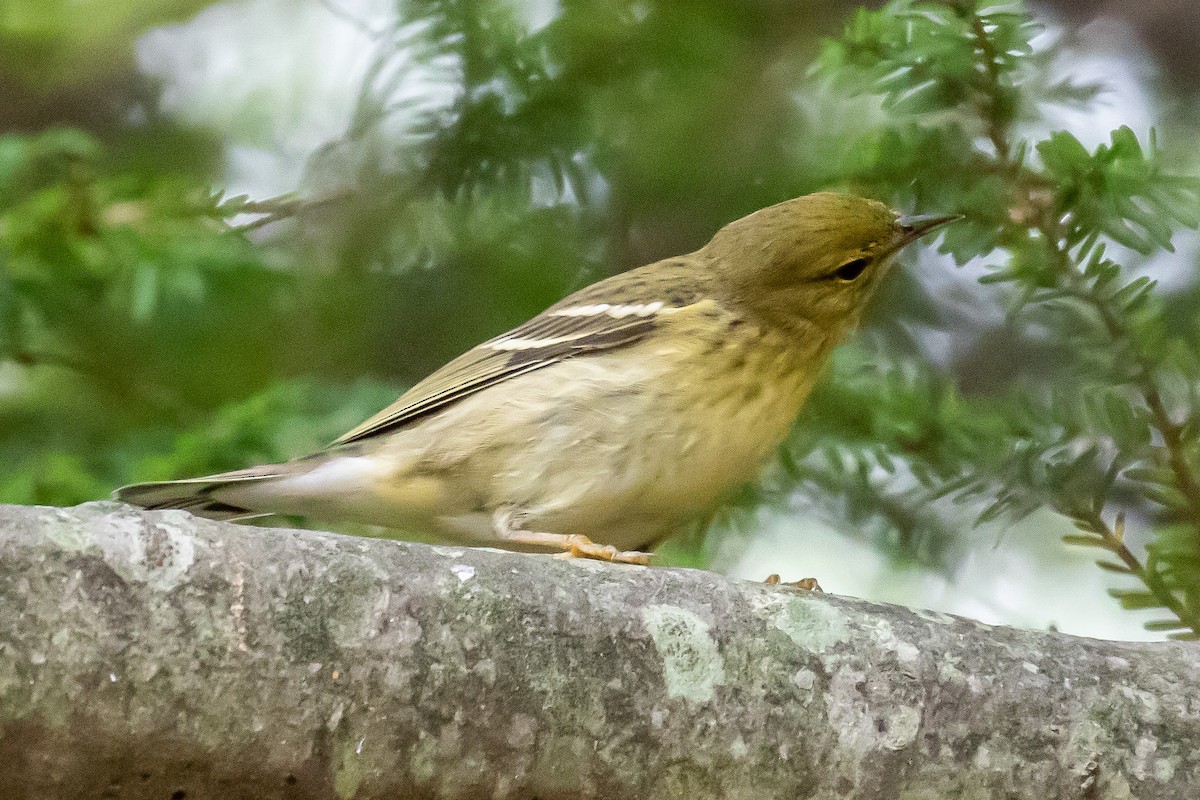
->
[555,536,652,565]
[764,574,823,592]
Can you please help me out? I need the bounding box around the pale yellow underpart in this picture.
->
[215,301,830,552]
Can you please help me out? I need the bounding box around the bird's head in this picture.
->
[702,191,957,336]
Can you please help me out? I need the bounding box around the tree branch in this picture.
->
[1,503,1198,799]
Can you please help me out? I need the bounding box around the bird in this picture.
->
[117,192,957,565]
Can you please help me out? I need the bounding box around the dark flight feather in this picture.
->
[333,260,707,445]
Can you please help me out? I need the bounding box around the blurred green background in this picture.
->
[3,0,1199,638]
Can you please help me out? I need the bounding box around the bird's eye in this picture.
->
[832,257,871,282]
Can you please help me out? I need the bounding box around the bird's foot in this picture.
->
[553,535,653,566]
[492,508,651,565]
[764,574,823,592]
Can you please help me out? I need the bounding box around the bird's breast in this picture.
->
[374,311,830,550]
[495,317,829,546]
[638,321,826,502]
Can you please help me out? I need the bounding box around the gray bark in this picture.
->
[0,502,1197,799]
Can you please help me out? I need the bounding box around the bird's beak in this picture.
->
[895,212,962,245]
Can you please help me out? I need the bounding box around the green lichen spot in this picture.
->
[773,597,850,653]
[409,734,438,784]
[334,736,366,799]
[277,592,336,663]
[641,605,725,703]
[43,517,89,553]
[134,517,196,591]
[881,706,920,750]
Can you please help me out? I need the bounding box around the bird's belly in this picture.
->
[464,344,816,549]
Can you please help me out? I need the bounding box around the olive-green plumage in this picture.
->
[118,192,956,563]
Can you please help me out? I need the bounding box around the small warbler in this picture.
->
[118,192,955,564]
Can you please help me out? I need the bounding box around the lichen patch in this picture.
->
[44,513,89,553]
[333,734,366,799]
[881,706,921,750]
[86,511,197,592]
[793,668,817,691]
[641,605,726,703]
[911,608,956,625]
[871,619,921,665]
[773,597,850,653]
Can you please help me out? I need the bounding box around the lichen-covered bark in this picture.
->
[1,503,1198,799]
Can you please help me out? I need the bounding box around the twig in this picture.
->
[963,5,1200,636]
[970,14,1012,164]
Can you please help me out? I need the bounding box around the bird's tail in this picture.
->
[116,466,287,521]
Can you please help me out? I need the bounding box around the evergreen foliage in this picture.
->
[3,0,1198,635]
[793,0,1200,637]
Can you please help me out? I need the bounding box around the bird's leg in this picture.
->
[491,508,653,566]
